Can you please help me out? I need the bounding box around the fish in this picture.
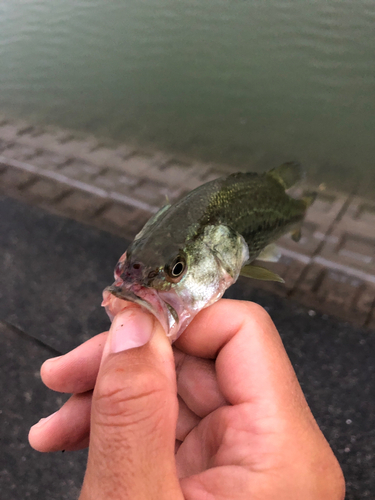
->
[102,162,316,343]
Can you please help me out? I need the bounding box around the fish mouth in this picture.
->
[102,282,180,342]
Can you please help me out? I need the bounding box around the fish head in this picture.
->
[102,225,248,343]
[102,238,192,342]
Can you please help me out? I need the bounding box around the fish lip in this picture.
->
[103,283,179,339]
[105,284,143,303]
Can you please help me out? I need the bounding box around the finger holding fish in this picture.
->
[31,314,227,452]
[40,331,225,414]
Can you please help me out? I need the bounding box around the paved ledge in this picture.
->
[1,118,374,330]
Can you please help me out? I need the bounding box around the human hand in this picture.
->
[29,300,345,499]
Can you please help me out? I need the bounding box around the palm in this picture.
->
[178,415,270,499]
[172,346,284,499]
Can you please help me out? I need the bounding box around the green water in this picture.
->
[0,1,374,192]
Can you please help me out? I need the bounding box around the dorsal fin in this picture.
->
[267,161,303,189]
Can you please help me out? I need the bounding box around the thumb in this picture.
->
[80,306,183,500]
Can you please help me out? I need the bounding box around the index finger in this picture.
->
[175,299,311,416]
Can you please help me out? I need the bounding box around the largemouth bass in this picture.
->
[102,162,315,342]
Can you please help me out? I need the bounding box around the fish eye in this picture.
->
[172,261,184,277]
[166,255,186,282]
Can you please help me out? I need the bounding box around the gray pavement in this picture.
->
[1,321,87,500]
[1,195,374,499]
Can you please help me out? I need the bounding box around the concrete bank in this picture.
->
[0,117,374,329]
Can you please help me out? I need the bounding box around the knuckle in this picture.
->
[241,301,274,327]
[94,362,170,425]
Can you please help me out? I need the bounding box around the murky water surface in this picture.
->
[0,1,374,191]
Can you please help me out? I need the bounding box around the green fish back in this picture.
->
[131,164,309,265]
[192,169,306,258]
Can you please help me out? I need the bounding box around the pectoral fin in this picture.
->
[257,243,281,262]
[240,263,285,283]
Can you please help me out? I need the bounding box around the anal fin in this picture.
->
[240,264,285,283]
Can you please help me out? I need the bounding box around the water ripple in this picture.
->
[0,0,374,190]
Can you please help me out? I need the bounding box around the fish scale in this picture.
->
[194,172,306,253]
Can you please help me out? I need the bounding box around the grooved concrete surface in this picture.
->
[1,196,374,499]
[1,117,374,329]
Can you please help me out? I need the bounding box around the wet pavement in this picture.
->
[1,195,374,499]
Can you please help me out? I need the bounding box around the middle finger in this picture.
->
[174,348,227,417]
[41,332,108,394]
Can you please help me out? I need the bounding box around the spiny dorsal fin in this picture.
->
[267,161,303,189]
[240,263,285,283]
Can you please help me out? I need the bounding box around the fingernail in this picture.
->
[110,308,154,353]
[32,411,57,429]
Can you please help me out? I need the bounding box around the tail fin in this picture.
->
[267,161,303,189]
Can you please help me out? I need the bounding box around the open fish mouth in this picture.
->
[102,282,180,342]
